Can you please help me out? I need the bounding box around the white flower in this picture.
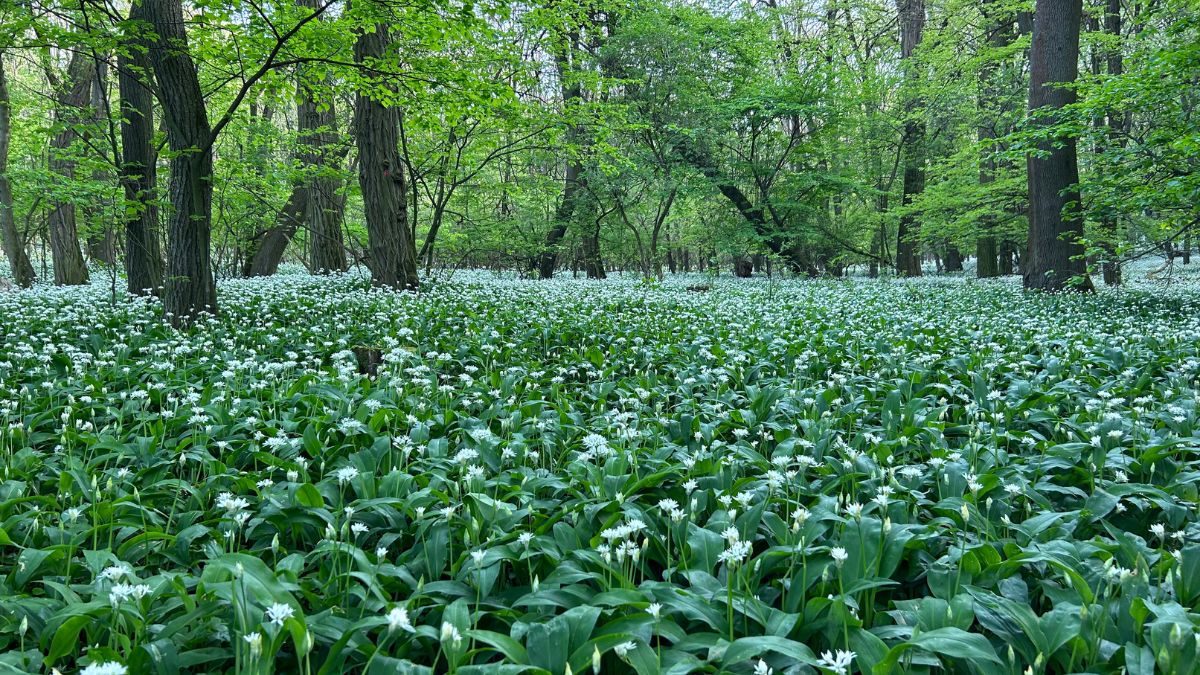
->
[830,547,849,567]
[265,602,294,626]
[615,640,637,658]
[518,532,534,547]
[647,602,662,620]
[754,659,773,675]
[816,649,856,675]
[333,466,359,484]
[387,606,415,633]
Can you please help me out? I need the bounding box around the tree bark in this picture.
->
[301,78,347,274]
[535,33,584,279]
[1023,0,1091,292]
[142,0,219,322]
[1098,0,1124,286]
[47,49,93,285]
[0,54,35,287]
[118,11,164,295]
[353,23,419,290]
[895,0,925,277]
[299,0,346,274]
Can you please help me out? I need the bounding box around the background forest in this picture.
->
[0,0,1197,318]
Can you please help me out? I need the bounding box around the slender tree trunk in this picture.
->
[142,0,219,322]
[0,54,35,287]
[118,13,163,295]
[895,0,925,277]
[243,179,306,277]
[86,59,116,266]
[536,33,584,279]
[47,50,94,285]
[1023,0,1091,291]
[1099,0,1124,286]
[353,22,419,290]
[976,0,1011,279]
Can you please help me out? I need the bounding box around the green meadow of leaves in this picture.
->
[1,271,1199,674]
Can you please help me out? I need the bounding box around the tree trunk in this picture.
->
[944,244,964,272]
[0,54,35,287]
[47,50,93,285]
[976,0,1011,279]
[86,59,116,266]
[301,77,347,274]
[143,0,219,322]
[1099,0,1124,286]
[999,239,1015,275]
[1023,0,1091,292]
[242,179,306,276]
[535,33,584,280]
[353,22,419,290]
[895,0,925,277]
[118,11,163,295]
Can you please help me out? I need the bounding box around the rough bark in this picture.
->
[944,244,963,272]
[1099,0,1124,286]
[142,0,218,322]
[0,54,35,287]
[118,11,164,295]
[301,79,346,274]
[1023,0,1091,291]
[895,0,925,277]
[47,49,94,285]
[353,23,419,290]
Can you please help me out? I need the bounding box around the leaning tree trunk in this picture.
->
[142,0,218,322]
[1023,0,1091,292]
[353,23,419,290]
[895,0,925,278]
[117,16,164,295]
[0,54,35,287]
[47,50,94,285]
[242,179,306,277]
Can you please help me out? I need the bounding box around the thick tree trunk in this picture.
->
[944,244,964,272]
[353,23,419,290]
[47,50,94,285]
[301,80,347,274]
[535,36,584,280]
[0,55,35,287]
[1023,0,1091,292]
[143,0,218,322]
[117,14,163,295]
[895,0,925,277]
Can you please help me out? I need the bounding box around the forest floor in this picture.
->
[1,264,1199,674]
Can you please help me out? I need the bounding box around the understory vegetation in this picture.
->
[2,270,1199,674]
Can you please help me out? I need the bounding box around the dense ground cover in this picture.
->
[1,272,1199,675]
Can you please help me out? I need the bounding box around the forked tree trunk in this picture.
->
[1024,0,1091,292]
[142,0,218,322]
[353,23,419,290]
[895,0,925,277]
[117,11,163,295]
[0,54,35,287]
[47,50,93,285]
